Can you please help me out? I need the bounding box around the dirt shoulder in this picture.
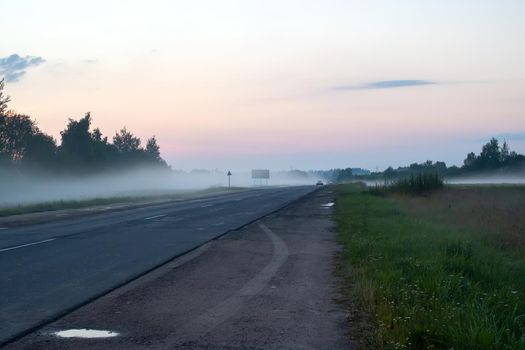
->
[6,187,352,350]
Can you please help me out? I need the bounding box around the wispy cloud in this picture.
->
[492,132,525,142]
[472,132,525,145]
[0,54,45,82]
[335,79,436,91]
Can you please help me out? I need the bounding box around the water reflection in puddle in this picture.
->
[320,202,335,208]
[53,329,119,338]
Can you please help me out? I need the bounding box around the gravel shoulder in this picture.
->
[6,187,351,350]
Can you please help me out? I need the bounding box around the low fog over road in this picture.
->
[0,167,322,207]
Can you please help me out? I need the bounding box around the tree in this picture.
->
[113,127,141,154]
[461,138,525,172]
[500,141,510,163]
[434,161,447,174]
[0,112,38,161]
[463,152,477,169]
[90,127,116,167]
[145,136,161,161]
[23,132,57,167]
[0,112,57,166]
[0,79,11,115]
[384,166,395,179]
[59,113,95,165]
[337,168,353,182]
[478,138,501,169]
[1,83,171,171]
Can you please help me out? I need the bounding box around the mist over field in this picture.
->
[0,94,327,207]
[359,172,525,187]
[447,172,525,185]
[0,167,322,207]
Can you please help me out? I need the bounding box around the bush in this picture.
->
[371,173,444,196]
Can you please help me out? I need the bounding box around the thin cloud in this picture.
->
[0,54,45,82]
[492,132,525,142]
[335,79,436,91]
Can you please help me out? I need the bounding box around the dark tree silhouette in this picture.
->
[336,168,353,182]
[59,113,95,165]
[463,152,476,168]
[500,141,510,163]
[146,136,161,161]
[0,79,10,115]
[0,113,39,161]
[1,80,169,173]
[23,132,57,167]
[461,138,524,172]
[478,138,501,169]
[113,127,141,154]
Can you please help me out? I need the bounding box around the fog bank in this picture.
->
[357,172,525,187]
[0,167,320,207]
[446,173,525,185]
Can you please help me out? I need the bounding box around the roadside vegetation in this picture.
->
[0,197,138,217]
[0,186,247,217]
[370,173,444,196]
[0,78,168,176]
[336,183,525,349]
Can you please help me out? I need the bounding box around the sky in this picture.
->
[1,0,524,171]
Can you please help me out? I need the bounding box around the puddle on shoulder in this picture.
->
[53,329,119,338]
[320,202,335,208]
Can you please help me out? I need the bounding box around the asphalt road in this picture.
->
[0,186,315,345]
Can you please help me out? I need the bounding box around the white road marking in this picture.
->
[200,204,213,208]
[0,238,56,253]
[0,227,8,230]
[144,214,167,221]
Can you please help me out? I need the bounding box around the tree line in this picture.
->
[371,138,525,180]
[463,138,525,171]
[0,79,168,174]
[313,138,525,183]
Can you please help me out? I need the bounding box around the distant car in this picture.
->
[316,180,324,186]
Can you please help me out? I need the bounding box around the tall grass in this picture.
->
[336,184,525,349]
[370,173,444,196]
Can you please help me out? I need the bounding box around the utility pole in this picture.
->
[227,171,232,189]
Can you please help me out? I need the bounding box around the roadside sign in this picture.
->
[251,169,270,179]
[251,169,270,186]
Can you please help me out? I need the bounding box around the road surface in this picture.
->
[0,186,315,345]
[6,186,350,350]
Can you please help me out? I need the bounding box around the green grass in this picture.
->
[0,187,247,217]
[336,184,525,349]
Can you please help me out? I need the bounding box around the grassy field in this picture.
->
[336,183,525,349]
[0,187,247,217]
